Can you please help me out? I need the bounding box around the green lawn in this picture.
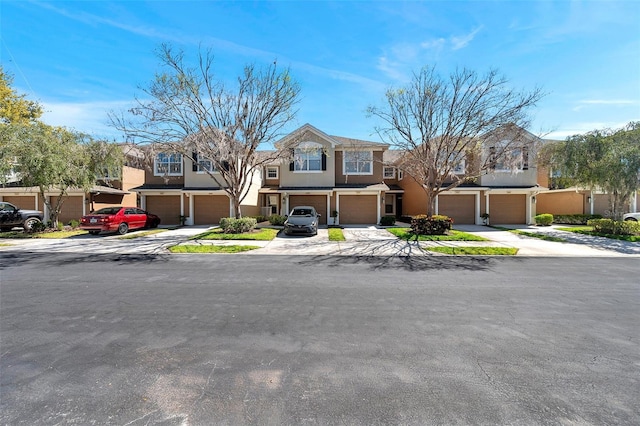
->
[492,227,567,242]
[169,244,260,253]
[0,229,88,239]
[118,229,167,239]
[192,228,279,241]
[557,227,640,242]
[425,246,519,256]
[328,228,346,241]
[387,228,489,241]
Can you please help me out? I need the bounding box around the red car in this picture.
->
[80,207,161,235]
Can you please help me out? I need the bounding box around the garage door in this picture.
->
[2,196,37,210]
[490,194,526,224]
[50,195,84,224]
[340,195,377,224]
[289,195,327,224]
[193,195,229,225]
[145,195,181,225]
[438,195,475,224]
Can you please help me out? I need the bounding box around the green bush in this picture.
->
[398,215,414,224]
[534,213,553,226]
[249,215,267,223]
[380,215,396,226]
[30,221,47,233]
[68,219,80,228]
[553,214,602,225]
[268,214,286,226]
[410,214,453,235]
[219,217,257,234]
[588,218,640,236]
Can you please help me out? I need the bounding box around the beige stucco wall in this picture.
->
[334,150,385,185]
[280,133,335,187]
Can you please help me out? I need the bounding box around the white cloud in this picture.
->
[572,99,637,111]
[546,120,638,139]
[450,26,484,51]
[41,100,131,140]
[377,27,484,81]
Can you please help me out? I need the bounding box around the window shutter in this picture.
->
[192,152,198,172]
[289,148,295,171]
[321,152,327,171]
[489,147,496,170]
[522,146,529,170]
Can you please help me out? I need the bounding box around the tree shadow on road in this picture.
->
[293,239,511,272]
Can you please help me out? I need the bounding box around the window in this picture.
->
[490,142,529,172]
[344,151,373,175]
[155,153,183,176]
[197,158,214,173]
[267,166,279,179]
[294,144,323,172]
[384,167,396,179]
[398,170,404,180]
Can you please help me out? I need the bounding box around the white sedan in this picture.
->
[623,212,640,221]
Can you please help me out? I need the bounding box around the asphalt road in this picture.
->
[1,253,638,425]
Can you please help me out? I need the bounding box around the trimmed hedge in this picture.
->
[587,218,640,236]
[534,213,553,226]
[553,214,602,225]
[410,214,453,235]
[219,217,257,234]
[268,214,286,226]
[380,215,396,226]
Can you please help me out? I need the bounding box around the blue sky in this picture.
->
[2,0,639,143]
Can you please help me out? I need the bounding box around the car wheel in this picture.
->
[117,223,129,235]
[151,220,159,228]
[23,217,42,232]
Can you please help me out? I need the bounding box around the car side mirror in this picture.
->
[317,213,321,217]
[284,215,288,218]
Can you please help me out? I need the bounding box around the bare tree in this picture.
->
[368,66,544,216]
[110,44,301,217]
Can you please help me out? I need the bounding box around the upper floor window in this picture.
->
[344,150,373,175]
[384,166,396,179]
[155,153,183,176]
[293,142,324,172]
[266,166,279,179]
[490,143,529,172]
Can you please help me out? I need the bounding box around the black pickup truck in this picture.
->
[0,201,44,232]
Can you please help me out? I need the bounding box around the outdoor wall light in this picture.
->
[587,196,592,203]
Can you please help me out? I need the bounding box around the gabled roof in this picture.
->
[331,135,389,150]
[276,123,340,148]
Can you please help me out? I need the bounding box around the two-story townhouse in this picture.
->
[0,144,145,224]
[394,125,543,224]
[258,124,396,225]
[132,147,262,226]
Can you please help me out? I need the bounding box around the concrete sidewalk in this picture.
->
[1,224,639,257]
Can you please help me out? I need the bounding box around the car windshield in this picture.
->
[93,207,121,215]
[291,208,314,216]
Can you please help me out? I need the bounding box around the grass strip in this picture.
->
[118,229,167,239]
[0,229,89,239]
[425,246,519,255]
[556,227,640,242]
[169,244,260,253]
[328,228,346,241]
[387,227,489,241]
[492,226,567,242]
[193,228,279,241]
